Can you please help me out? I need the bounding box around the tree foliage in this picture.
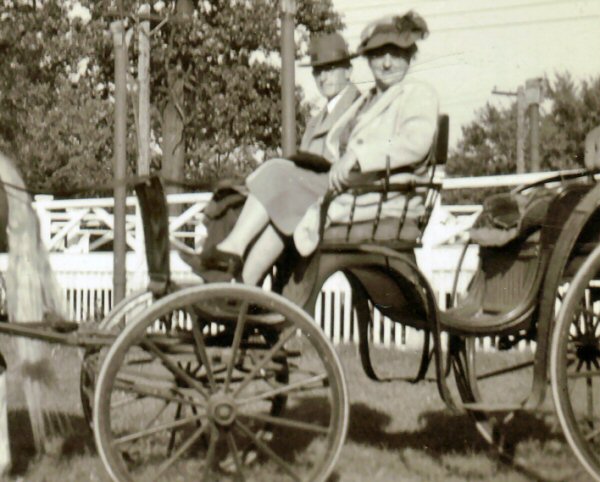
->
[445,73,600,203]
[447,73,600,176]
[0,0,342,192]
[0,0,119,192]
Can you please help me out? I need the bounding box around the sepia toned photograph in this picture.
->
[0,0,599,480]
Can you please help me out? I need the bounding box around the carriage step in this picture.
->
[462,402,523,413]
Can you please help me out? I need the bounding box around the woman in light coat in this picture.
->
[205,11,439,285]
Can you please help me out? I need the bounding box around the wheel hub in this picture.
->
[208,393,237,427]
[576,341,600,364]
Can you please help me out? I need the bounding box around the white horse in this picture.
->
[0,152,68,474]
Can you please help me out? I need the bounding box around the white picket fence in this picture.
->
[14,169,580,351]
[1,247,477,351]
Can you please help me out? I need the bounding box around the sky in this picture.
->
[295,0,600,148]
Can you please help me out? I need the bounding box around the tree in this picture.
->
[148,0,342,185]
[0,0,119,192]
[446,72,600,203]
[0,0,342,192]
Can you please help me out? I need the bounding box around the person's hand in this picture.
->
[329,152,358,193]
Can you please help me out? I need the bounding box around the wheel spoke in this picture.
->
[190,313,218,393]
[111,393,143,410]
[113,378,204,409]
[142,401,170,432]
[585,424,600,442]
[202,425,218,480]
[149,422,208,482]
[225,432,246,481]
[234,327,296,397]
[239,411,329,435]
[237,373,328,406]
[167,400,184,456]
[567,369,600,380]
[225,301,249,393]
[235,419,302,481]
[143,338,210,399]
[113,413,205,446]
[587,375,594,425]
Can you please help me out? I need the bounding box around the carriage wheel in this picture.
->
[93,283,348,482]
[80,290,156,428]
[551,244,600,482]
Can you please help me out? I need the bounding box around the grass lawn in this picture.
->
[0,335,594,481]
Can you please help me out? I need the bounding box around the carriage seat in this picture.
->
[440,180,596,336]
[322,214,421,247]
[468,188,554,247]
[317,115,449,252]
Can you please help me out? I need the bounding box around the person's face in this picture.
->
[367,44,411,91]
[312,63,352,101]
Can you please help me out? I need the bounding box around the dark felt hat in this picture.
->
[301,32,355,67]
[358,11,429,55]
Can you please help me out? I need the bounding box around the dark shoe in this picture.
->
[178,250,205,274]
[201,246,244,279]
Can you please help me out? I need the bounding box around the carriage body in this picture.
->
[1,125,600,480]
[123,111,600,480]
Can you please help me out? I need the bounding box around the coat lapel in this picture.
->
[312,85,360,137]
[352,82,405,134]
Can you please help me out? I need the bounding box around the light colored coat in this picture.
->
[325,78,439,223]
[293,79,439,254]
[299,84,361,159]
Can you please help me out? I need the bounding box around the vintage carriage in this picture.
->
[1,113,600,481]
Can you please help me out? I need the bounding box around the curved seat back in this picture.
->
[321,114,449,250]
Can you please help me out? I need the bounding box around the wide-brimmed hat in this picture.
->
[301,32,355,68]
[358,11,428,55]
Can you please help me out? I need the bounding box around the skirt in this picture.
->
[246,158,329,236]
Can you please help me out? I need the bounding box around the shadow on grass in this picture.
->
[347,402,560,455]
[281,397,559,456]
[280,397,565,481]
[8,409,95,476]
[5,397,564,480]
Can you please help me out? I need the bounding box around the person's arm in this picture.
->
[349,82,439,173]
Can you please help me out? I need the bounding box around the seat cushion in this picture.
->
[323,217,421,244]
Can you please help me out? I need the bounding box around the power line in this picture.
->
[425,0,583,19]
[341,0,584,18]
[435,14,599,33]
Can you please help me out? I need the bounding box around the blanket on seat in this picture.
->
[469,187,556,247]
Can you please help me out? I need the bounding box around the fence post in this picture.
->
[33,196,53,249]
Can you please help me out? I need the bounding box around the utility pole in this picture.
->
[280,0,296,157]
[493,77,543,173]
[516,86,526,174]
[137,3,151,176]
[526,78,543,172]
[110,20,128,304]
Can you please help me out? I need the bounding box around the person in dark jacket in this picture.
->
[193,32,358,281]
[299,32,361,158]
